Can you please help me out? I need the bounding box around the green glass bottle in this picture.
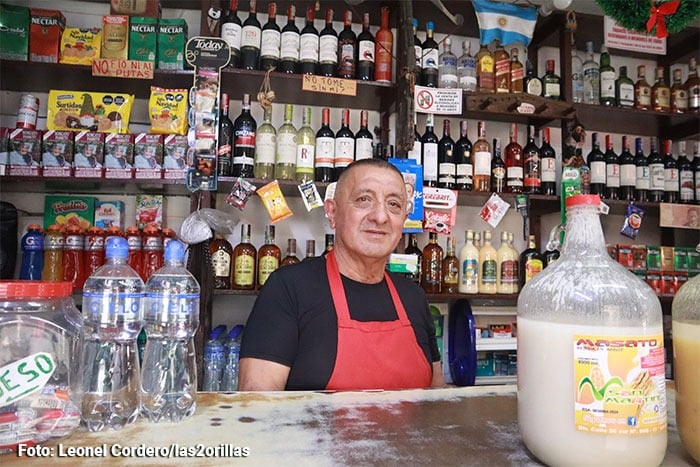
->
[254,105,276,179]
[615,65,635,108]
[275,103,297,180]
[599,45,616,106]
[295,107,315,182]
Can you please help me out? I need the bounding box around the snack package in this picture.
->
[226,178,257,210]
[423,187,458,234]
[135,194,163,230]
[41,130,73,177]
[257,180,293,223]
[148,87,188,135]
[8,128,42,176]
[298,180,323,212]
[620,203,644,239]
[73,131,105,178]
[104,133,134,179]
[95,200,125,230]
[101,15,129,59]
[128,16,157,62]
[44,195,96,231]
[59,27,101,65]
[163,134,189,179]
[47,89,134,133]
[133,133,163,179]
[30,9,66,63]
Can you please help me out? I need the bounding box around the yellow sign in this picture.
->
[302,75,356,97]
[92,59,155,80]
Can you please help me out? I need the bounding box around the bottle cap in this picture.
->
[105,236,129,259]
[228,324,244,340]
[0,281,73,298]
[164,239,186,262]
[565,194,601,208]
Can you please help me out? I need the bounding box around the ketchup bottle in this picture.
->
[125,226,144,280]
[42,224,64,282]
[84,226,105,279]
[62,225,85,289]
[141,225,163,281]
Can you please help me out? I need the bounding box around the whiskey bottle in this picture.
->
[441,236,459,294]
[280,238,301,266]
[232,224,256,290]
[651,66,670,112]
[542,59,561,100]
[210,234,233,289]
[493,41,510,93]
[518,234,543,290]
[615,65,635,108]
[421,232,443,294]
[510,48,524,93]
[405,233,422,285]
[476,43,494,93]
[671,68,689,113]
[685,57,700,113]
[257,225,281,288]
[634,65,652,110]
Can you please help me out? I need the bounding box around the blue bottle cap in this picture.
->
[413,18,418,28]
[427,21,434,30]
[105,236,129,259]
[164,239,186,262]
[228,325,244,340]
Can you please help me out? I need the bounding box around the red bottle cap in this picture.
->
[565,194,601,208]
[0,281,73,298]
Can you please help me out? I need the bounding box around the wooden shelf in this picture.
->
[0,175,191,195]
[463,92,576,127]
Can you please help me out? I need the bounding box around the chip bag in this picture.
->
[148,87,188,135]
[257,180,293,223]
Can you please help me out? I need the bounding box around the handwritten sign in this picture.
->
[0,352,55,407]
[414,86,462,115]
[302,75,357,96]
[604,17,666,55]
[92,59,154,79]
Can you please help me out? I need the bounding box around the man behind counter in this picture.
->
[239,158,445,391]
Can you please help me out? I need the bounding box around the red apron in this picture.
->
[325,250,433,391]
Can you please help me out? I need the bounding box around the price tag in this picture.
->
[302,75,357,97]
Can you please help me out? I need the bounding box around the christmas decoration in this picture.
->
[595,0,700,38]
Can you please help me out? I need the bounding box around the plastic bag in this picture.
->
[179,208,240,244]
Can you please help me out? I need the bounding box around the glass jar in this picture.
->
[671,272,700,463]
[517,195,667,466]
[0,281,82,454]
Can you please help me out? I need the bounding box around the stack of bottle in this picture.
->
[202,324,245,392]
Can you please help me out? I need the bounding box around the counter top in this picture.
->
[2,385,695,466]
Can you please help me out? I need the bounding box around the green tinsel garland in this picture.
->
[595,0,700,35]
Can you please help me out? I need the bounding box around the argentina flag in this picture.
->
[473,0,538,47]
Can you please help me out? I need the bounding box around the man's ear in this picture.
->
[324,199,336,229]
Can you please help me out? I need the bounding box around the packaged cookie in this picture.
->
[148,87,188,135]
[60,27,101,65]
[47,89,134,134]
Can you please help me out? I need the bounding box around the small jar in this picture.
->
[0,281,82,454]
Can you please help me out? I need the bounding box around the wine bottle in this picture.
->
[279,5,299,74]
[454,120,472,191]
[318,9,338,77]
[240,0,262,70]
[355,110,373,160]
[523,125,541,194]
[231,93,256,178]
[685,57,700,113]
[421,114,439,187]
[473,121,491,192]
[334,108,355,179]
[505,123,523,193]
[217,93,234,177]
[407,114,422,165]
[604,134,620,200]
[405,233,422,285]
[315,107,335,183]
[491,137,505,193]
[438,119,455,189]
[540,128,556,196]
[300,6,319,75]
[634,137,649,202]
[524,59,542,96]
[412,18,422,82]
[677,141,693,204]
[254,105,276,179]
[259,2,280,71]
[356,12,375,81]
[618,136,636,201]
[662,139,679,203]
[337,11,356,79]
[587,132,606,196]
[275,103,297,180]
[421,21,438,87]
[374,6,392,83]
[281,238,300,266]
[295,106,315,182]
[221,0,242,68]
[598,45,615,106]
[647,136,665,202]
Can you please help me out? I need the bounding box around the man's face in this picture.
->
[326,166,407,261]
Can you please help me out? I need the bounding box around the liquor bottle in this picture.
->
[542,59,561,100]
[355,109,373,161]
[280,238,300,266]
[304,239,315,260]
[604,135,620,200]
[232,224,256,290]
[300,6,319,75]
[478,230,497,294]
[619,136,636,201]
[337,11,356,79]
[356,12,374,81]
[518,234,543,290]
[457,40,477,92]
[421,232,442,294]
[615,65,635,108]
[598,45,615,106]
[319,9,338,77]
[412,18,422,82]
[259,2,280,71]
[694,141,700,203]
[671,68,689,113]
[540,127,556,196]
[571,36,584,103]
[473,121,491,192]
[685,57,700,113]
[647,137,665,202]
[524,59,542,96]
[587,132,606,196]
[275,103,297,180]
[454,120,473,191]
[437,119,456,189]
[221,0,242,68]
[257,225,281,289]
[421,114,439,187]
[441,236,459,294]
[523,125,541,194]
[421,21,439,87]
[334,108,355,179]
[505,123,523,193]
[476,43,494,93]
[254,105,276,179]
[240,0,262,70]
[510,48,523,93]
[374,6,392,83]
[634,65,652,110]
[663,139,679,203]
[493,41,510,93]
[678,141,694,204]
[458,229,479,294]
[582,41,599,104]
[634,137,649,202]
[231,93,256,178]
[217,93,234,176]
[295,107,315,182]
[210,234,233,289]
[438,37,458,88]
[315,107,335,182]
[491,137,506,193]
[497,231,517,294]
[279,5,300,74]
[407,114,422,165]
[651,66,670,112]
[405,233,422,285]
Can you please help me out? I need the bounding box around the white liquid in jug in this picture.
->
[518,317,667,467]
[673,320,700,463]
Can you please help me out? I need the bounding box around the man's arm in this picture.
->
[431,361,446,388]
[238,357,291,391]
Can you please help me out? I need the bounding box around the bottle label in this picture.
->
[456,162,472,185]
[606,163,620,188]
[440,70,458,87]
[545,82,560,99]
[127,236,142,249]
[500,259,517,284]
[414,45,422,68]
[422,48,438,70]
[507,166,524,187]
[495,58,509,91]
[258,255,279,286]
[438,162,456,185]
[590,161,606,184]
[479,55,493,73]
[212,250,231,277]
[619,83,634,106]
[526,78,542,96]
[444,261,459,286]
[679,171,693,200]
[145,291,199,318]
[423,142,438,182]
[689,84,700,108]
[260,29,281,57]
[541,157,556,182]
[144,236,162,250]
[511,66,524,82]
[672,89,688,110]
[524,258,543,283]
[649,163,664,190]
[524,155,541,188]
[635,166,650,190]
[319,36,338,63]
[234,129,256,149]
[600,71,615,98]
[241,25,261,48]
[655,89,670,108]
[356,138,373,160]
[474,151,491,175]
[234,254,255,286]
[637,87,651,107]
[83,290,142,322]
[296,143,315,169]
[335,137,355,167]
[492,166,505,185]
[339,43,356,75]
[255,132,276,164]
[280,31,300,60]
[64,234,84,249]
[573,332,666,436]
[461,258,478,287]
[300,33,319,61]
[481,259,497,284]
[407,140,421,164]
[664,168,679,191]
[425,258,441,286]
[276,132,297,164]
[620,164,636,186]
[375,38,393,81]
[221,23,242,51]
[358,40,374,63]
[315,136,334,168]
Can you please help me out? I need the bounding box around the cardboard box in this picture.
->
[687,249,700,277]
[645,271,662,296]
[135,194,163,230]
[617,244,634,269]
[157,18,187,70]
[41,130,73,177]
[73,131,105,178]
[162,134,188,179]
[95,200,125,230]
[111,0,161,18]
[606,244,618,261]
[133,133,163,179]
[0,4,29,61]
[104,133,134,179]
[674,248,688,272]
[631,245,647,272]
[646,246,661,272]
[30,8,65,63]
[476,352,494,377]
[44,195,95,231]
[660,246,675,272]
[102,15,129,59]
[8,128,41,176]
[128,16,157,62]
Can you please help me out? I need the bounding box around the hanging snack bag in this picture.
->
[59,27,101,65]
[257,180,293,223]
[148,87,188,135]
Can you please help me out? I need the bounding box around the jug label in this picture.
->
[573,333,667,436]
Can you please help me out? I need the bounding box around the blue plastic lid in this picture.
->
[427,21,434,30]
[164,239,186,262]
[413,18,418,27]
[105,236,128,259]
[210,324,227,341]
[228,324,244,340]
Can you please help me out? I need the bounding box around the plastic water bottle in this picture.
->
[221,325,244,391]
[139,240,200,422]
[79,236,144,431]
[202,325,226,391]
[19,224,43,280]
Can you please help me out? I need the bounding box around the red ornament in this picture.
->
[646,0,681,38]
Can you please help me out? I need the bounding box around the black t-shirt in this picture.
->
[240,256,441,390]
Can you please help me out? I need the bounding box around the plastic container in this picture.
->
[221,325,244,391]
[0,281,82,454]
[517,194,666,466]
[202,325,226,392]
[671,272,700,463]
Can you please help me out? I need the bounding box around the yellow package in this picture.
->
[257,180,293,223]
[47,89,134,134]
[148,87,189,135]
[59,27,101,65]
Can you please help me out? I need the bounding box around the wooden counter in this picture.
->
[2,385,695,466]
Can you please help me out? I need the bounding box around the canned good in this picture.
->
[16,94,39,130]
